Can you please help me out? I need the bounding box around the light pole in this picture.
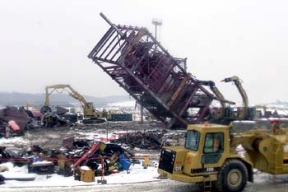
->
[152,18,162,42]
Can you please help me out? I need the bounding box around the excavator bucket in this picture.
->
[88,13,215,128]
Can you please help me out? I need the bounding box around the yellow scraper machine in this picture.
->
[158,120,288,192]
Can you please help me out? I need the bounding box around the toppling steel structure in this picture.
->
[88,13,217,128]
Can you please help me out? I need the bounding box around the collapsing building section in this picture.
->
[88,13,215,128]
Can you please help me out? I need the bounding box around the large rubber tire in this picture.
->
[214,159,248,192]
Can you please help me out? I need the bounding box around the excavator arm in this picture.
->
[44,84,88,108]
[198,80,235,119]
[221,76,249,119]
[44,84,107,123]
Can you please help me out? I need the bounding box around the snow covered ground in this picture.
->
[0,122,162,189]
[0,162,160,188]
[2,161,288,192]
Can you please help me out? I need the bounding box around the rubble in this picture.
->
[0,107,31,136]
[0,139,136,183]
[0,105,79,138]
[0,146,31,166]
[0,119,185,186]
[110,129,168,150]
[0,103,137,139]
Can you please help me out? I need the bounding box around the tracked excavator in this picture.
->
[43,84,107,124]
[221,76,255,121]
[198,80,235,124]
[158,120,288,192]
[198,77,257,124]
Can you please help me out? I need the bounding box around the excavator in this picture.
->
[43,84,108,124]
[221,76,255,121]
[158,120,288,192]
[198,77,256,124]
[198,80,235,124]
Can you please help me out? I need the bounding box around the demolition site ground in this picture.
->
[1,121,288,192]
[15,121,174,150]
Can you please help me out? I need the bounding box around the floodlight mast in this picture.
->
[152,18,162,42]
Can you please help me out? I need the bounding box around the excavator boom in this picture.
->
[43,84,113,124]
[222,76,250,120]
[198,80,235,120]
[44,84,88,107]
[221,76,248,108]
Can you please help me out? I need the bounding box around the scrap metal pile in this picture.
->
[0,139,135,178]
[0,106,78,137]
[88,13,221,129]
[0,119,178,184]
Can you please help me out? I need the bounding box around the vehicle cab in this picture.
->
[158,123,231,182]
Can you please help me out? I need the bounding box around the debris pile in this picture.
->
[110,130,170,150]
[0,107,32,137]
[0,106,79,138]
[0,137,137,184]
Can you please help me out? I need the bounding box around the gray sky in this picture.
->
[1,0,288,104]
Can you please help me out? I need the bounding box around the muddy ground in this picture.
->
[2,121,169,149]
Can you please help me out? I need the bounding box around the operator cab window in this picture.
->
[185,130,200,151]
[203,132,224,153]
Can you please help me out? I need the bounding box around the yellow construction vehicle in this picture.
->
[222,76,255,120]
[198,80,235,121]
[44,84,108,123]
[158,121,288,192]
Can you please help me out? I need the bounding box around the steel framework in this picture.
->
[88,13,216,128]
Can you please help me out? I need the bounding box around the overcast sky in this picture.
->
[1,0,288,104]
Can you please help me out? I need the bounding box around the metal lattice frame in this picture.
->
[88,14,215,128]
